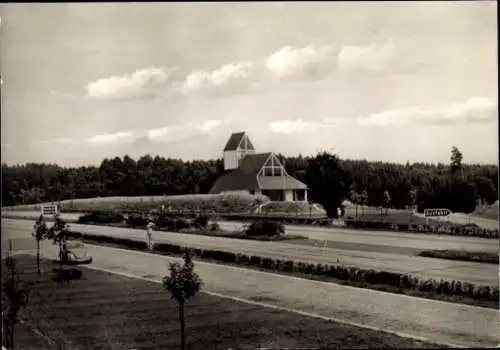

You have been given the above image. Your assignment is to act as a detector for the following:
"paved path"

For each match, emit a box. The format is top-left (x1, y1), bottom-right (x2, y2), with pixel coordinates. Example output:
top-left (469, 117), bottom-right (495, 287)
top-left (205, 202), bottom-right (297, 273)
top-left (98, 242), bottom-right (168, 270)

top-left (3, 218), bottom-right (498, 286)
top-left (3, 211), bottom-right (497, 253)
top-left (2, 223), bottom-right (498, 348)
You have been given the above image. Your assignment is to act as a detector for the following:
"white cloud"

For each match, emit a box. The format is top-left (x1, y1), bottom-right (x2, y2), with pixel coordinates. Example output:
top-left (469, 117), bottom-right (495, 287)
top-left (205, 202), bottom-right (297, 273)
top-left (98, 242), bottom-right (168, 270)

top-left (266, 45), bottom-right (333, 78)
top-left (337, 41), bottom-right (396, 73)
top-left (38, 137), bottom-right (75, 145)
top-left (178, 62), bottom-right (254, 95)
top-left (199, 119), bottom-right (224, 132)
top-left (86, 67), bottom-right (172, 99)
top-left (86, 131), bottom-right (136, 145)
top-left (148, 119), bottom-right (229, 141)
top-left (268, 118), bottom-right (344, 135)
top-left (358, 97), bottom-right (497, 127)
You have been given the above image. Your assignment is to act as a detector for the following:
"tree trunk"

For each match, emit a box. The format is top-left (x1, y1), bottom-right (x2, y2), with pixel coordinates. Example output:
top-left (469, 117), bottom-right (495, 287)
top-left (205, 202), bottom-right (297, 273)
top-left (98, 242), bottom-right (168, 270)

top-left (355, 205), bottom-right (358, 218)
top-left (59, 240), bottom-right (63, 270)
top-left (10, 316), bottom-right (14, 350)
top-left (36, 240), bottom-right (41, 274)
top-left (179, 300), bottom-right (186, 350)
top-left (10, 255), bottom-right (15, 350)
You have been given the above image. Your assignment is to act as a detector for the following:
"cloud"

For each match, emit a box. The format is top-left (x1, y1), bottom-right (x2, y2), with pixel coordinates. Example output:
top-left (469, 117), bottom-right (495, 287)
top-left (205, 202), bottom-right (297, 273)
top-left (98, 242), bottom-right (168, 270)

top-left (337, 41), bottom-right (422, 75)
top-left (358, 97), bottom-right (497, 127)
top-left (38, 137), bottom-right (75, 145)
top-left (86, 131), bottom-right (137, 145)
top-left (147, 119), bottom-right (230, 141)
top-left (178, 62), bottom-right (254, 95)
top-left (266, 45), bottom-right (334, 79)
top-left (337, 42), bottom-right (394, 73)
top-left (86, 67), bottom-right (173, 100)
top-left (268, 118), bottom-right (345, 134)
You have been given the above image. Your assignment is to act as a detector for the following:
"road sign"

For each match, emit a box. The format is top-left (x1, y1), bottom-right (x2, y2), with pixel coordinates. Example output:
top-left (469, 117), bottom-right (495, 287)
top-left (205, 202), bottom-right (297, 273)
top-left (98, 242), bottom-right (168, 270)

top-left (424, 208), bottom-right (451, 217)
top-left (41, 204), bottom-right (58, 217)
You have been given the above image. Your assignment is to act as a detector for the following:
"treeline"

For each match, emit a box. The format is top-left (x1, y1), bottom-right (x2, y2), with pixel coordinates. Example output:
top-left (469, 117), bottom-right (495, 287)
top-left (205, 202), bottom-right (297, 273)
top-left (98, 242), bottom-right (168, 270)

top-left (1, 147), bottom-right (498, 217)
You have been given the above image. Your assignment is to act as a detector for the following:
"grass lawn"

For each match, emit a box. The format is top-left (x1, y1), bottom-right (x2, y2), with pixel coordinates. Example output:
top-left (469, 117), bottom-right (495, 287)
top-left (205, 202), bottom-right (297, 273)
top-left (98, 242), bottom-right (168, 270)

top-left (4, 254), bottom-right (445, 349)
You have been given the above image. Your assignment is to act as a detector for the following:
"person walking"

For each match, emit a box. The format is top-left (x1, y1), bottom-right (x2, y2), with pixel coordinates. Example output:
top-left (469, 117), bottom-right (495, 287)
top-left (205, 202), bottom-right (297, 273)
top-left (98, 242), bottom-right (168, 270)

top-left (146, 220), bottom-right (155, 250)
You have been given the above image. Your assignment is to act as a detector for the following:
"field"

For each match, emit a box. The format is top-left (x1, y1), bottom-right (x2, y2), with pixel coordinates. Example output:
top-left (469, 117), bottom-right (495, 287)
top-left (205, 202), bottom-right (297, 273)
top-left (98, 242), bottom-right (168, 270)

top-left (3, 254), bottom-right (443, 349)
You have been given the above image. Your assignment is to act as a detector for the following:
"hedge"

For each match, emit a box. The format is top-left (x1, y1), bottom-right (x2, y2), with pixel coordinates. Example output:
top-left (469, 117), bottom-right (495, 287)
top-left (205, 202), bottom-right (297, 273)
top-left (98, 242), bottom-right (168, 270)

top-left (418, 250), bottom-right (499, 265)
top-left (65, 231), bottom-right (499, 303)
top-left (245, 220), bottom-right (286, 237)
top-left (344, 219), bottom-right (499, 239)
top-left (125, 213), bottom-right (150, 228)
top-left (77, 212), bottom-right (125, 224)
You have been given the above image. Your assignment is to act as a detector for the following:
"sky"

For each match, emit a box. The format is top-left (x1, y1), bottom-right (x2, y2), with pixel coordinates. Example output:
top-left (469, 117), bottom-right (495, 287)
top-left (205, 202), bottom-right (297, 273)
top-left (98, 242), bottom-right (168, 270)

top-left (0, 2), bottom-right (497, 166)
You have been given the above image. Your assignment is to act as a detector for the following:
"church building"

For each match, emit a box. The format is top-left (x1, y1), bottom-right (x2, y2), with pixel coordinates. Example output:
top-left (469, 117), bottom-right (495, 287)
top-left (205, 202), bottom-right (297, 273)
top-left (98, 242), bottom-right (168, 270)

top-left (209, 132), bottom-right (308, 202)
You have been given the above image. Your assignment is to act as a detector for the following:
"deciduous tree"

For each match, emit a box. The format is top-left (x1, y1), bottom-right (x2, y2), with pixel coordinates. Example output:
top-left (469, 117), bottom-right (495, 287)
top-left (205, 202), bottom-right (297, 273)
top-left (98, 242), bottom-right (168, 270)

top-left (32, 215), bottom-right (48, 274)
top-left (163, 251), bottom-right (203, 350)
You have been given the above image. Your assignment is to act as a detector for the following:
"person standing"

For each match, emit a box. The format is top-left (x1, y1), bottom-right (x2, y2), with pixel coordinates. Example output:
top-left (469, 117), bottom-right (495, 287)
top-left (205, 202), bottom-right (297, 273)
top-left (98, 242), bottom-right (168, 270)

top-left (146, 221), bottom-right (155, 250)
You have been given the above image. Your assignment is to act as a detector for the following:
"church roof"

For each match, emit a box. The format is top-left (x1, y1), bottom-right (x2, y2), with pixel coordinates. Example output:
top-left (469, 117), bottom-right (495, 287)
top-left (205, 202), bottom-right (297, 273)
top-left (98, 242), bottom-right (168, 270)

top-left (209, 152), bottom-right (307, 194)
top-left (223, 132), bottom-right (255, 151)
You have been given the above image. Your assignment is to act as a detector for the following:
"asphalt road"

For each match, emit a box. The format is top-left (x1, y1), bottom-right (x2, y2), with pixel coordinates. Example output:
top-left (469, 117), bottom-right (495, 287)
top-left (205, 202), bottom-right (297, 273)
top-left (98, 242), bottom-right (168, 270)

top-left (3, 211), bottom-right (498, 253)
top-left (3, 218), bottom-right (498, 286)
top-left (2, 225), bottom-right (498, 348)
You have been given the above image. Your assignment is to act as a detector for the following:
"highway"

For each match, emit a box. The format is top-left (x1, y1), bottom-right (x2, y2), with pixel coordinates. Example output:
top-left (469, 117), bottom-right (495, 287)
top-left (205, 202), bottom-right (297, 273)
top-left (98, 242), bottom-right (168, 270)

top-left (3, 211), bottom-right (498, 253)
top-left (2, 224), bottom-right (498, 348)
top-left (3, 218), bottom-right (498, 286)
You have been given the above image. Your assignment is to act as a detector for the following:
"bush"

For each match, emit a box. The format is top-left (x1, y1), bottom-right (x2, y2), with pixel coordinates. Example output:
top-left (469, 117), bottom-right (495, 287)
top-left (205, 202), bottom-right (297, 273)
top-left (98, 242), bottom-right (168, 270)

top-left (78, 212), bottom-right (125, 224)
top-left (125, 213), bottom-right (149, 228)
top-left (209, 222), bottom-right (220, 231)
top-left (246, 220), bottom-right (286, 237)
top-left (154, 214), bottom-right (193, 231)
top-left (193, 215), bottom-right (209, 229)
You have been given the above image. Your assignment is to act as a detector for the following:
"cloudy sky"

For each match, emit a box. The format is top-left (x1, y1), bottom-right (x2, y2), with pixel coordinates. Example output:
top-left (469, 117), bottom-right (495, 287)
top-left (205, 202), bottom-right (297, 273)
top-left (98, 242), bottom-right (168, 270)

top-left (0, 2), bottom-right (497, 166)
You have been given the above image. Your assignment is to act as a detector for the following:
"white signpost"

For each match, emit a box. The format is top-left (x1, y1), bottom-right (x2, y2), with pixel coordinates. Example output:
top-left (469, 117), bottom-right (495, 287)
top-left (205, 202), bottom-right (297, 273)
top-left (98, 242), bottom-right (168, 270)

top-left (423, 208), bottom-right (451, 217)
top-left (41, 204), bottom-right (59, 217)
top-left (423, 208), bottom-right (451, 228)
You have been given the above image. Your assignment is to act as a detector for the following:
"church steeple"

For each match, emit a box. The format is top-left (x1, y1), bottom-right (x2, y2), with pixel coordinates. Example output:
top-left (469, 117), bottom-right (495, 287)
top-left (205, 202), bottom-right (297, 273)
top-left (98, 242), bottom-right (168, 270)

top-left (222, 131), bottom-right (256, 171)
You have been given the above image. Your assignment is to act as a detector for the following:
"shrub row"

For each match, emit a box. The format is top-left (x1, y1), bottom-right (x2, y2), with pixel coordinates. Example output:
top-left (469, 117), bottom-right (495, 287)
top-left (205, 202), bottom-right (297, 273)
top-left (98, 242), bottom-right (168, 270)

top-left (125, 213), bottom-right (150, 228)
top-left (153, 213), bottom-right (210, 231)
top-left (77, 212), bottom-right (125, 224)
top-left (66, 231), bottom-right (499, 302)
top-left (418, 250), bottom-right (499, 265)
top-left (345, 220), bottom-right (499, 238)
top-left (246, 221), bottom-right (286, 237)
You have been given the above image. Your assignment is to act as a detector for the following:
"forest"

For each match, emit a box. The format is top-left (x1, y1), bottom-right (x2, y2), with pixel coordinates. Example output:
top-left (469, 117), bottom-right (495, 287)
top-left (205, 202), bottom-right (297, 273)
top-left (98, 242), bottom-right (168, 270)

top-left (1, 146), bottom-right (497, 217)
